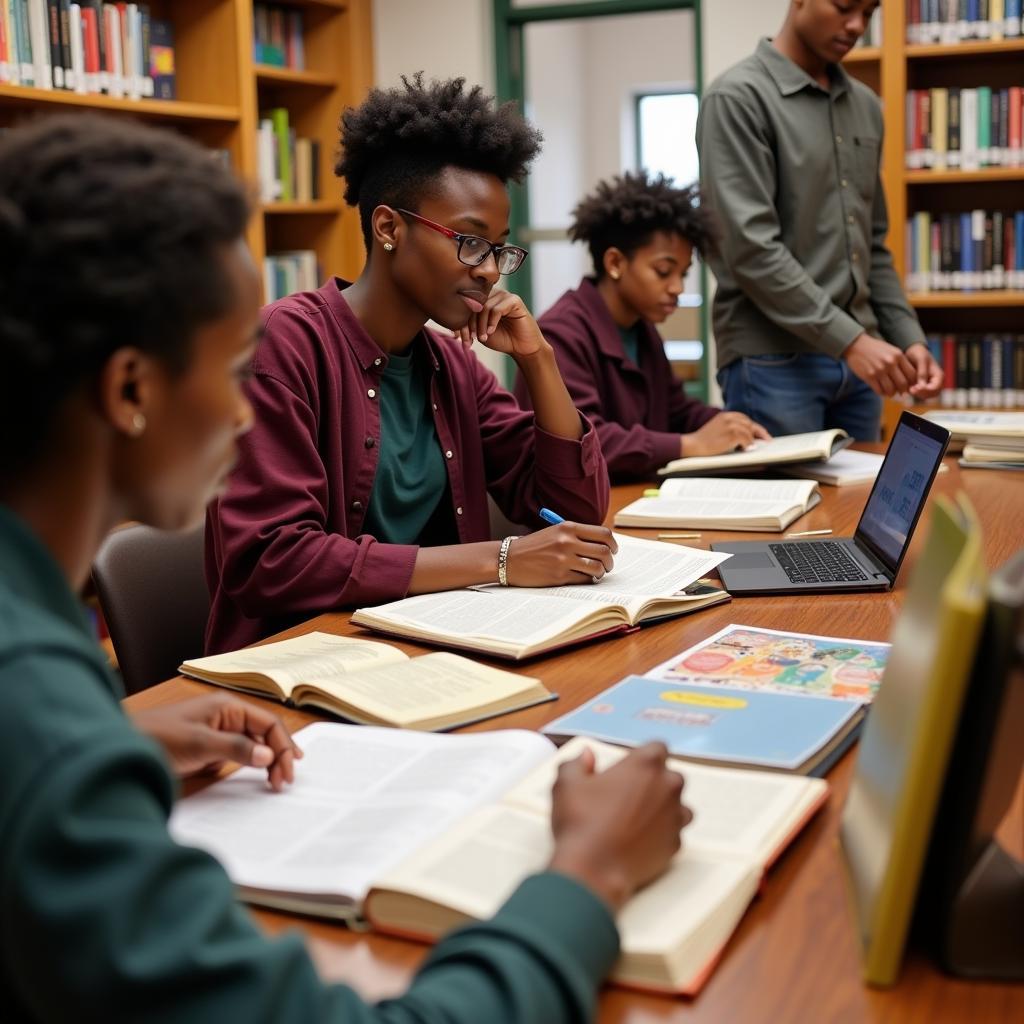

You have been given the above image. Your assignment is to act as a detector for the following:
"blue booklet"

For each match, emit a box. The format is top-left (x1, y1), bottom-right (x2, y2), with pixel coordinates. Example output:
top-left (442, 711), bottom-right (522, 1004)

top-left (542, 676), bottom-right (862, 774)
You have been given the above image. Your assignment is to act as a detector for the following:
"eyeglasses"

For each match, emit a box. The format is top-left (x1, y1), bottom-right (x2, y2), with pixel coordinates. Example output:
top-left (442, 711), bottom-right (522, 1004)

top-left (396, 208), bottom-right (529, 276)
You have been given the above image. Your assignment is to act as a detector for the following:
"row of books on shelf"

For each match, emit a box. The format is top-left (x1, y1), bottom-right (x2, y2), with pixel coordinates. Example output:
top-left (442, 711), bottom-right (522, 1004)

top-left (257, 108), bottom-right (321, 203)
top-left (263, 250), bottom-right (319, 304)
top-left (906, 0), bottom-right (1023, 41)
top-left (253, 3), bottom-right (303, 70)
top-left (0, 1), bottom-right (175, 100)
top-left (924, 332), bottom-right (1024, 407)
top-left (905, 208), bottom-right (1024, 290)
top-left (906, 86), bottom-right (1024, 169)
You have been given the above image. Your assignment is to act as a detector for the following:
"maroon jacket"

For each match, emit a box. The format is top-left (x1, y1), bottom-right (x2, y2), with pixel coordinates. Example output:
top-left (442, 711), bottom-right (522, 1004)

top-left (515, 278), bottom-right (719, 481)
top-left (205, 279), bottom-right (609, 653)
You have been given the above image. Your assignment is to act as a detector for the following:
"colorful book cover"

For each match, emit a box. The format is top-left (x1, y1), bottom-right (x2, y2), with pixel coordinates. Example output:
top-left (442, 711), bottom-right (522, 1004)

top-left (542, 675), bottom-right (861, 772)
top-left (646, 624), bottom-right (890, 702)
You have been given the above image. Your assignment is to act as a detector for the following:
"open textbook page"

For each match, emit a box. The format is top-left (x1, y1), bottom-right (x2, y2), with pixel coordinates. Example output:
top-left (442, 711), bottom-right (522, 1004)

top-left (351, 536), bottom-right (730, 659)
top-left (657, 429), bottom-right (850, 477)
top-left (169, 722), bottom-right (555, 916)
top-left (614, 478), bottom-right (820, 530)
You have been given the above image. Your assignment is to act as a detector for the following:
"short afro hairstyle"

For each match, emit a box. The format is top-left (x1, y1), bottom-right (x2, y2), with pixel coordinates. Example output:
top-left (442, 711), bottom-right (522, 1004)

top-left (335, 73), bottom-right (542, 250)
top-left (569, 170), bottom-right (717, 279)
top-left (0, 113), bottom-right (250, 482)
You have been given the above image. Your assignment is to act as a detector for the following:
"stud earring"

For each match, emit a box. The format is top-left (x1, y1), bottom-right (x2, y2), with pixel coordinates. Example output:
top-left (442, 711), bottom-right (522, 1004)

top-left (130, 412), bottom-right (146, 436)
top-left (610, 271), bottom-right (620, 281)
top-left (383, 242), bottom-right (394, 252)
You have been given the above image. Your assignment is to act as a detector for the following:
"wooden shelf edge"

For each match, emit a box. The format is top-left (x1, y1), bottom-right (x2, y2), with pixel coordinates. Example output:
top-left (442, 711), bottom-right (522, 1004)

top-left (844, 47), bottom-right (882, 63)
top-left (255, 66), bottom-right (337, 89)
top-left (905, 167), bottom-right (1024, 184)
top-left (262, 201), bottom-right (344, 215)
top-left (908, 291), bottom-right (1024, 308)
top-left (906, 38), bottom-right (1024, 59)
top-left (0, 84), bottom-right (239, 122)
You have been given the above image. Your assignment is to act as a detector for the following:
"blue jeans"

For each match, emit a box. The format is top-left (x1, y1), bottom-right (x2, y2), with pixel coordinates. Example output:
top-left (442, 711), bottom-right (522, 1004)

top-left (717, 353), bottom-right (882, 442)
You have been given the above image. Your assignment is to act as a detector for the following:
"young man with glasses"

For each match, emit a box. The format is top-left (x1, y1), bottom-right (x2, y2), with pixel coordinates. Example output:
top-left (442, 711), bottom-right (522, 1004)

top-left (205, 75), bottom-right (615, 653)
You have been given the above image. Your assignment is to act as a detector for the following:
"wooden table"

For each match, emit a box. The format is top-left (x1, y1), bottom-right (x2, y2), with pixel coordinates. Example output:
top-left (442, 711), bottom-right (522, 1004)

top-left (127, 451), bottom-right (1024, 1023)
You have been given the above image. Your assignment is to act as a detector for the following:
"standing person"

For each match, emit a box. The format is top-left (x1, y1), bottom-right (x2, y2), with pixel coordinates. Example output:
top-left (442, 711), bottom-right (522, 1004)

top-left (206, 74), bottom-right (615, 655)
top-left (514, 171), bottom-right (770, 482)
top-left (0, 113), bottom-right (691, 1023)
top-left (697, 0), bottom-right (943, 440)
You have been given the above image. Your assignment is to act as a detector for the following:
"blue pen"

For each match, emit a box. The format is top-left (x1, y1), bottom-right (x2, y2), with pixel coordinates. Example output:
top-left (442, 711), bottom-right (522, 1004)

top-left (539, 507), bottom-right (564, 525)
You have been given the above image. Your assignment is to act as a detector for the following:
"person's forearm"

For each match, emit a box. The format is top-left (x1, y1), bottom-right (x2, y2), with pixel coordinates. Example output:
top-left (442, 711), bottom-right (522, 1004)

top-left (515, 344), bottom-right (584, 440)
top-left (407, 541), bottom-right (502, 594)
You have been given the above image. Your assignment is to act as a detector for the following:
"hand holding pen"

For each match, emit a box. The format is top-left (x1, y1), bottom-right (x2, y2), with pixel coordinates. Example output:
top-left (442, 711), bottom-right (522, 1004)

top-left (498, 507), bottom-right (617, 586)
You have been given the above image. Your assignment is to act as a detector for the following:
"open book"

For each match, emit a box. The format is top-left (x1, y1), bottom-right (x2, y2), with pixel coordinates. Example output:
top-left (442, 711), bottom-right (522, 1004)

top-left (170, 722), bottom-right (829, 996)
top-left (614, 478), bottom-right (821, 531)
top-left (657, 429), bottom-right (852, 478)
top-left (351, 535), bottom-right (731, 660)
top-left (179, 632), bottom-right (554, 731)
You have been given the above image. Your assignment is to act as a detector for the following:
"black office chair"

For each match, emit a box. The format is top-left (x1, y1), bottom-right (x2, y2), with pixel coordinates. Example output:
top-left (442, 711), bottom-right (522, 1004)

top-left (92, 523), bottom-right (210, 695)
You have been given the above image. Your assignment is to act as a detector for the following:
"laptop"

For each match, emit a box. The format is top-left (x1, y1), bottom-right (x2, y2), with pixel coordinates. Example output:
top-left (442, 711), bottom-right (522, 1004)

top-left (712, 412), bottom-right (951, 595)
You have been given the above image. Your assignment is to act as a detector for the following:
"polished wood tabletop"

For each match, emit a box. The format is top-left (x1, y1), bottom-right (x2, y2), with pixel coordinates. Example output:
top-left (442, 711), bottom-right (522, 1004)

top-left (126, 450), bottom-right (1024, 1023)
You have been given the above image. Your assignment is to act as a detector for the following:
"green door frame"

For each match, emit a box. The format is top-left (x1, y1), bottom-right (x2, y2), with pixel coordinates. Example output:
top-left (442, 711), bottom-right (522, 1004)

top-left (493, 0), bottom-right (709, 399)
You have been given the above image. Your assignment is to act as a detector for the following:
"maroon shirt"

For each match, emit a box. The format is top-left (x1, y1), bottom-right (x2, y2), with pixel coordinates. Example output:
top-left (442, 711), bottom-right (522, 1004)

top-left (205, 279), bottom-right (609, 653)
top-left (514, 278), bottom-right (720, 481)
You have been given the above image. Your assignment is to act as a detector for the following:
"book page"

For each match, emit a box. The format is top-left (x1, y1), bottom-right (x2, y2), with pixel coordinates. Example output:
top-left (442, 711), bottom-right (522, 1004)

top-left (181, 632), bottom-right (409, 692)
top-left (375, 802), bottom-right (760, 965)
top-left (356, 589), bottom-right (614, 647)
top-left (486, 535), bottom-right (730, 611)
top-left (659, 430), bottom-right (843, 474)
top-left (302, 653), bottom-right (542, 726)
top-left (502, 738), bottom-right (827, 864)
top-left (657, 477), bottom-right (818, 507)
top-left (169, 722), bottom-right (555, 905)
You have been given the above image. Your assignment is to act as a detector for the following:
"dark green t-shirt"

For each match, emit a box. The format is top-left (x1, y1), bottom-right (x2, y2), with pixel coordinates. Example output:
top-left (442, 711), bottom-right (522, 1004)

top-left (618, 323), bottom-right (642, 367)
top-left (364, 344), bottom-right (450, 545)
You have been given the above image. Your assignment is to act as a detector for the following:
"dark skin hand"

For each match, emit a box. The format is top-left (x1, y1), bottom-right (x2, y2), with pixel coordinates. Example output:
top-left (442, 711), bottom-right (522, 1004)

top-left (548, 742), bottom-right (693, 912)
top-left (130, 693), bottom-right (303, 792)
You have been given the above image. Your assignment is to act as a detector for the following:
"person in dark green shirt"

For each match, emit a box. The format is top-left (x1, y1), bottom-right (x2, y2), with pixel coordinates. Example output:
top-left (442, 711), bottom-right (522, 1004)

top-left (0, 113), bottom-right (693, 1022)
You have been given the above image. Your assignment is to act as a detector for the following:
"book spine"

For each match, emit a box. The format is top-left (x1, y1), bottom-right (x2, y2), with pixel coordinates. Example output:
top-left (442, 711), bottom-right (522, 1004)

top-left (962, 88), bottom-right (978, 170)
top-left (1007, 0), bottom-right (1022, 35)
top-left (68, 1), bottom-right (84, 92)
top-left (930, 219), bottom-right (943, 291)
top-left (992, 0), bottom-right (1005, 36)
top-left (992, 209), bottom-right (1005, 288)
top-left (931, 87), bottom-right (948, 170)
top-left (80, 2), bottom-right (97, 92)
top-left (1016, 211), bottom-right (1024, 289)
top-left (46, 0), bottom-right (61, 87)
top-left (978, 85), bottom-right (992, 165)
top-left (947, 86), bottom-right (961, 168)
top-left (0, 0), bottom-right (10, 84)
top-left (968, 335), bottom-right (983, 405)
top-left (941, 334), bottom-right (957, 406)
top-left (982, 212), bottom-right (994, 289)
top-left (27, 0), bottom-right (51, 88)
top-left (971, 209), bottom-right (986, 289)
top-left (956, 336), bottom-right (969, 405)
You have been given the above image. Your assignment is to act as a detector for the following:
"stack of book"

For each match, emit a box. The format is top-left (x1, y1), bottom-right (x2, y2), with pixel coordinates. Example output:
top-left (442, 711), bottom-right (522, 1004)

top-left (924, 410), bottom-right (1024, 468)
top-left (0, 1), bottom-right (173, 100)
top-left (256, 108), bottom-right (321, 203)
top-left (253, 3), bottom-right (304, 69)
top-left (263, 250), bottom-right (319, 303)
top-left (905, 86), bottom-right (1024, 171)
top-left (906, 1), bottom-right (1022, 42)
top-left (905, 208), bottom-right (1024, 292)
top-left (922, 332), bottom-right (1024, 408)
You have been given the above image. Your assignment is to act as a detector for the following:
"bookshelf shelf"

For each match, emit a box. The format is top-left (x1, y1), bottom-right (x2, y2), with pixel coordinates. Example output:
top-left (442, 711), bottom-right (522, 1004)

top-left (0, 84), bottom-right (240, 123)
top-left (263, 200), bottom-right (344, 215)
top-left (905, 167), bottom-right (1024, 184)
top-left (908, 291), bottom-right (1024, 308)
top-left (844, 47), bottom-right (882, 64)
top-left (906, 39), bottom-right (1024, 60)
top-left (255, 66), bottom-right (337, 90)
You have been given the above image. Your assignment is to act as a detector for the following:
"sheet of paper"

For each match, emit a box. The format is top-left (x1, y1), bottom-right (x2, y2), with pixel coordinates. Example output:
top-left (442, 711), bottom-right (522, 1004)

top-left (658, 477), bottom-right (817, 504)
top-left (169, 722), bottom-right (554, 903)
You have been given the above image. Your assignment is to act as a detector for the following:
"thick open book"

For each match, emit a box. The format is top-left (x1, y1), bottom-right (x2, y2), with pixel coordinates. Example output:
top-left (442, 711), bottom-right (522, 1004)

top-left (657, 429), bottom-right (851, 478)
top-left (179, 632), bottom-right (554, 731)
top-left (351, 535), bottom-right (731, 660)
top-left (614, 478), bottom-right (821, 531)
top-left (170, 723), bottom-right (828, 996)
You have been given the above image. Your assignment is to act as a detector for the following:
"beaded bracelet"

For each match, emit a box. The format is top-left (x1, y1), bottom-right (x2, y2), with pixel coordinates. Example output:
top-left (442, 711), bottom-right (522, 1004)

top-left (497, 535), bottom-right (515, 586)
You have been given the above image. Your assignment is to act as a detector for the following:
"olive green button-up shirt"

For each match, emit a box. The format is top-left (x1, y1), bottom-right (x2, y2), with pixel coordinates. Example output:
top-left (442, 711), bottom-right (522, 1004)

top-left (698, 39), bottom-right (925, 369)
top-left (0, 504), bottom-right (619, 1022)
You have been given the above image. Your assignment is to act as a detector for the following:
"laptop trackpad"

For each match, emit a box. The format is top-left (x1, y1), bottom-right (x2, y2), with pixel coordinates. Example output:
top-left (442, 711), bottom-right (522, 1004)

top-left (727, 552), bottom-right (776, 570)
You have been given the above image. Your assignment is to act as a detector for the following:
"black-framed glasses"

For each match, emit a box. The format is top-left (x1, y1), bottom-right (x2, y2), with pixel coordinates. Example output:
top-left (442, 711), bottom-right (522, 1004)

top-left (396, 208), bottom-right (529, 275)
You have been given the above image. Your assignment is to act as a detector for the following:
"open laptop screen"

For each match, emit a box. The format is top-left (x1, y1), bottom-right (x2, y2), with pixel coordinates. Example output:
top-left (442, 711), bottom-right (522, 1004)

top-left (855, 413), bottom-right (950, 573)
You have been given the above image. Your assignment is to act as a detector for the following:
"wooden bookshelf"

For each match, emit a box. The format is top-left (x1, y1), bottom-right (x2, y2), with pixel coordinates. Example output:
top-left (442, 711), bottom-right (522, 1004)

top-left (846, 6), bottom-right (1024, 418)
top-left (0, 0), bottom-right (374, 283)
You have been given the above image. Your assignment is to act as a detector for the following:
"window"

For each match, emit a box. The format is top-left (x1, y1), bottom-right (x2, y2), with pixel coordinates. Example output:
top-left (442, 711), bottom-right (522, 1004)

top-left (636, 91), bottom-right (699, 188)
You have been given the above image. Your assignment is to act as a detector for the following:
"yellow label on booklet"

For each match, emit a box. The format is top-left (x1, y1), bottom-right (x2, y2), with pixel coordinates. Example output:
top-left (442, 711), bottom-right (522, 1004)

top-left (660, 690), bottom-right (748, 710)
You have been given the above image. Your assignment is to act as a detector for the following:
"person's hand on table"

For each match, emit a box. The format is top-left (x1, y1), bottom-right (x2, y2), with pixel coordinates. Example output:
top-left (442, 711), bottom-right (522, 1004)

top-left (547, 742), bottom-right (692, 912)
top-left (130, 693), bottom-right (303, 791)
top-left (681, 412), bottom-right (771, 457)
top-left (506, 523), bottom-right (618, 586)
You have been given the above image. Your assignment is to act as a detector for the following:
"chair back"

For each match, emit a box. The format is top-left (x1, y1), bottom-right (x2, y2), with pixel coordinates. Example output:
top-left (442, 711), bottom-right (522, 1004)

top-left (92, 524), bottom-right (209, 695)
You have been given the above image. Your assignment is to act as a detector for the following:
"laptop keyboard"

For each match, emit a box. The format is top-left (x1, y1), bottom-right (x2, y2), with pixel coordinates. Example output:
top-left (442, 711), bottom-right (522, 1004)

top-left (769, 542), bottom-right (870, 584)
